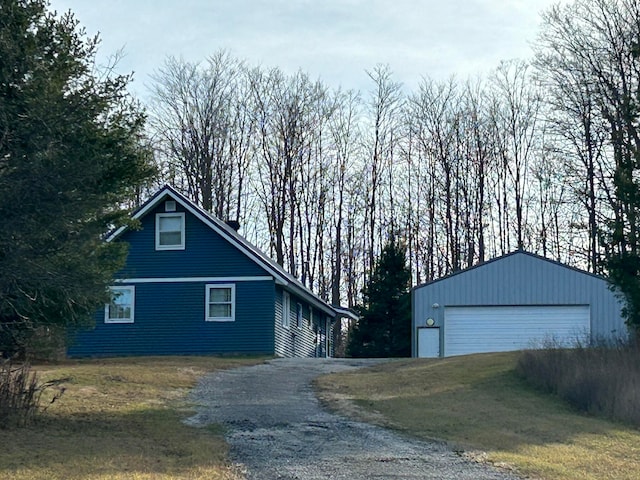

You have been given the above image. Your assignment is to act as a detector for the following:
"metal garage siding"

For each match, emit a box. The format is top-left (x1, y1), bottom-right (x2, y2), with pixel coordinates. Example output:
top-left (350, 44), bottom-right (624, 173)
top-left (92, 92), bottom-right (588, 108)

top-left (443, 305), bottom-right (591, 356)
top-left (412, 252), bottom-right (627, 357)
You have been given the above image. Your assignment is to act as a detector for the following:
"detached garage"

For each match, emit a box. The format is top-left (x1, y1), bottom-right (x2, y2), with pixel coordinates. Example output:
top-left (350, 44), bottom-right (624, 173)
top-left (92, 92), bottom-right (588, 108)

top-left (412, 251), bottom-right (627, 358)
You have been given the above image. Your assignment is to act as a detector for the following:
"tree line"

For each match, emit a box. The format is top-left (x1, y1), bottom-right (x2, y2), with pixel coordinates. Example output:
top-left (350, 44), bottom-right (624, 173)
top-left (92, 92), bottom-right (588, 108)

top-left (1, 0), bottom-right (638, 358)
top-left (147, 0), bottom-right (640, 330)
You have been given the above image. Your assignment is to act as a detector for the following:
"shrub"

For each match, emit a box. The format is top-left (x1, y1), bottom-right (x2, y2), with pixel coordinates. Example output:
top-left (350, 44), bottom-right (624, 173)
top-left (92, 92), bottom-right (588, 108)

top-left (24, 325), bottom-right (68, 361)
top-left (0, 323), bottom-right (68, 361)
top-left (517, 343), bottom-right (640, 426)
top-left (0, 361), bottom-right (66, 428)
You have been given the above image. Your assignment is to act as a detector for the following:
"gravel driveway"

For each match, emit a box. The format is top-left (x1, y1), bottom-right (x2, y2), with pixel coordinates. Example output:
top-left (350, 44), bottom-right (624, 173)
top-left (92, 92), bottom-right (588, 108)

top-left (185, 358), bottom-right (521, 479)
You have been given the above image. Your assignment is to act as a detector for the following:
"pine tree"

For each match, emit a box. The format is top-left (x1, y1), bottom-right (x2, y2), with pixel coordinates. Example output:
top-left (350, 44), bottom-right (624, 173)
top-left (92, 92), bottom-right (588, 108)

top-left (0, 0), bottom-right (156, 356)
top-left (347, 239), bottom-right (411, 357)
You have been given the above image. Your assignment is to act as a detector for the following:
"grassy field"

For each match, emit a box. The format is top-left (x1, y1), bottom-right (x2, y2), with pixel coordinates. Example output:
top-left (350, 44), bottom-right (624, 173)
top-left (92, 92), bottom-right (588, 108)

top-left (315, 352), bottom-right (640, 480)
top-left (0, 356), bottom-right (265, 480)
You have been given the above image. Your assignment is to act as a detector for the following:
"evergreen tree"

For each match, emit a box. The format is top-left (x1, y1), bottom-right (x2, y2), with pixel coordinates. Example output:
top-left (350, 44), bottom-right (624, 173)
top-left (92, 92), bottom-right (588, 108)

top-left (0, 0), bottom-right (156, 356)
top-left (347, 239), bottom-right (411, 357)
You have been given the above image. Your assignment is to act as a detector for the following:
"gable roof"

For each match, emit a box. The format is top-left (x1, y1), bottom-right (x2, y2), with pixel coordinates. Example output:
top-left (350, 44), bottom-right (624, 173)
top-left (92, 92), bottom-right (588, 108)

top-left (412, 249), bottom-right (607, 292)
top-left (109, 185), bottom-right (337, 317)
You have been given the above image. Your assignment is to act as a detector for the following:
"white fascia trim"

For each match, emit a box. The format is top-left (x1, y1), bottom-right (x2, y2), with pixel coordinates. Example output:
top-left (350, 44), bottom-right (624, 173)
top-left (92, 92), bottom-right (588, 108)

top-left (111, 187), bottom-right (290, 286)
top-left (179, 203), bottom-right (290, 285)
top-left (282, 285), bottom-right (336, 317)
top-left (332, 307), bottom-right (360, 321)
top-left (108, 225), bottom-right (127, 240)
top-left (114, 276), bottom-right (273, 284)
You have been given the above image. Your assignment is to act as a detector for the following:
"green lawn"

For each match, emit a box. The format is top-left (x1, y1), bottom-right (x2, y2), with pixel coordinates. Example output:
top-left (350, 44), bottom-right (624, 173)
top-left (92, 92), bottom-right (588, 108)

top-left (0, 356), bottom-right (265, 480)
top-left (315, 352), bottom-right (640, 480)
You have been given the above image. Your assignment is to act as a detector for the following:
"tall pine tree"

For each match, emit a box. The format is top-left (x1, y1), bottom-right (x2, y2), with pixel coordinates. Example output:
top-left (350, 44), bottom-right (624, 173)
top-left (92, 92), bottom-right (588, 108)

top-left (347, 239), bottom-right (411, 357)
top-left (0, 0), bottom-right (156, 356)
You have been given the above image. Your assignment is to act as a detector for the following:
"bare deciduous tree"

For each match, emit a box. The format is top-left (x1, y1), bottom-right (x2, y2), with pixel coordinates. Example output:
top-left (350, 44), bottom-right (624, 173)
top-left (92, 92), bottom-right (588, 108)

top-left (149, 52), bottom-right (248, 218)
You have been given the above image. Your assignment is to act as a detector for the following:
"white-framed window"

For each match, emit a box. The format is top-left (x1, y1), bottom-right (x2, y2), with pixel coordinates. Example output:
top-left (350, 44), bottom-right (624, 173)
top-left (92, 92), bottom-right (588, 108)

top-left (105, 286), bottom-right (135, 323)
top-left (156, 212), bottom-right (185, 250)
top-left (309, 307), bottom-right (313, 329)
top-left (296, 303), bottom-right (303, 329)
top-left (206, 284), bottom-right (235, 322)
top-left (282, 291), bottom-right (290, 329)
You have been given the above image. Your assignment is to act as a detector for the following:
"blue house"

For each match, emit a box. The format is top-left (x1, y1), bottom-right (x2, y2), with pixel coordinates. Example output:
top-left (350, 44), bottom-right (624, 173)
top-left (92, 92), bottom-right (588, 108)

top-left (68, 185), bottom-right (356, 358)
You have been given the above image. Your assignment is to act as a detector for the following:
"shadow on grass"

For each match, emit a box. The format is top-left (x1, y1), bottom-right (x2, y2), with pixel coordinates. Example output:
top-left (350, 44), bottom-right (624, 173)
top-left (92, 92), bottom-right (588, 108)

top-left (0, 407), bottom-right (231, 479)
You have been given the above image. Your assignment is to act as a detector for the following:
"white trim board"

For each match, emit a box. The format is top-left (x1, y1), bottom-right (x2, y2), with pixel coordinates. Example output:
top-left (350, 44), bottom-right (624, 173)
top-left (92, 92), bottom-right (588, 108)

top-left (107, 185), bottom-right (338, 318)
top-left (114, 276), bottom-right (273, 284)
top-left (107, 187), bottom-right (290, 286)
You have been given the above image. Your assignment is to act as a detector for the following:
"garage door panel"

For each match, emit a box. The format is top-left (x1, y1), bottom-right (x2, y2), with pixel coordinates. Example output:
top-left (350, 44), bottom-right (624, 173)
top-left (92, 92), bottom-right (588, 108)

top-left (444, 305), bottom-right (590, 356)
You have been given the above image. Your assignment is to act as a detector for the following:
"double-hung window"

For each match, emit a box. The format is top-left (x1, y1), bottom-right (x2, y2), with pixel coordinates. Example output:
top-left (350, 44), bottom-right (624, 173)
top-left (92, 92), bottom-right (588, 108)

top-left (296, 303), bottom-right (303, 329)
top-left (156, 213), bottom-right (185, 250)
top-left (282, 291), bottom-right (290, 329)
top-left (105, 286), bottom-right (135, 323)
top-left (206, 284), bottom-right (235, 322)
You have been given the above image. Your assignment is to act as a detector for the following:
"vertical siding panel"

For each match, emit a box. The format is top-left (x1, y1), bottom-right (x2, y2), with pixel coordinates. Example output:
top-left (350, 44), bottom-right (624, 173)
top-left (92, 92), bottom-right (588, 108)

top-left (412, 252), bottom-right (627, 357)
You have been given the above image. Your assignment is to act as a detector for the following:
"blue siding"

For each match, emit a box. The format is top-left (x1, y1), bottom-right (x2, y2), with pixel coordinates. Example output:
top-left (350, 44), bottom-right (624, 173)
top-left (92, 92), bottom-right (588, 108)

top-left (118, 198), bottom-right (269, 279)
top-left (70, 190), bottom-right (337, 358)
top-left (69, 280), bottom-right (275, 357)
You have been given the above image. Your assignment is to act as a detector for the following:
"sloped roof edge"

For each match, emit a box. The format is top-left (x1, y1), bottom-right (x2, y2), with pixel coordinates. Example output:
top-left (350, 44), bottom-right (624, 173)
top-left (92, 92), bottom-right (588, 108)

top-left (109, 185), bottom-right (337, 317)
top-left (412, 249), bottom-right (608, 293)
top-left (332, 306), bottom-right (360, 322)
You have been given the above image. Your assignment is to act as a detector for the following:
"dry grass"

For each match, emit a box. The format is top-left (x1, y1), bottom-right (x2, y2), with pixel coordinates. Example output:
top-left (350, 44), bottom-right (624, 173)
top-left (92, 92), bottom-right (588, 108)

top-left (517, 346), bottom-right (640, 425)
top-left (315, 352), bottom-right (640, 480)
top-left (0, 356), bottom-right (265, 480)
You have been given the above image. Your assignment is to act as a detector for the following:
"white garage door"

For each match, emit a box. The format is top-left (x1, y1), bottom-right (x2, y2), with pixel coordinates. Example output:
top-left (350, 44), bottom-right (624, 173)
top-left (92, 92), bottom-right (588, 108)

top-left (444, 305), bottom-right (590, 357)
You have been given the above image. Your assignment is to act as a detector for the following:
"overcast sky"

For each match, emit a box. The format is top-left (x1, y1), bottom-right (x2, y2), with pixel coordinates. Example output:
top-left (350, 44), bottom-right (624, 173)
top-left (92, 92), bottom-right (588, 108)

top-left (48, 0), bottom-right (564, 100)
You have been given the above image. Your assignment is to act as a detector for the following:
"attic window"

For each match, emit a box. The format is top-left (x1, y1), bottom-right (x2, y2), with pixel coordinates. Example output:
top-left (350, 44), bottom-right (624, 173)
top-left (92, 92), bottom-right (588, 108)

top-left (156, 213), bottom-right (185, 250)
top-left (165, 200), bottom-right (176, 212)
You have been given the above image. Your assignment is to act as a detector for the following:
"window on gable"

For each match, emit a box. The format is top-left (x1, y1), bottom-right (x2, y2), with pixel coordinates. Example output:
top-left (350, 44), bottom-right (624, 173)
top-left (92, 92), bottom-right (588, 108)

top-left (156, 213), bottom-right (185, 250)
top-left (206, 284), bottom-right (235, 322)
top-left (296, 303), bottom-right (303, 329)
top-left (282, 291), bottom-right (290, 329)
top-left (105, 286), bottom-right (135, 323)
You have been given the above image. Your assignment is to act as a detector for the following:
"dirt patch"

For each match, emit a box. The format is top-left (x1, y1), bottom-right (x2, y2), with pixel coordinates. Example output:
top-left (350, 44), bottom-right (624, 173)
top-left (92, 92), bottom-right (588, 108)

top-left (314, 386), bottom-right (392, 427)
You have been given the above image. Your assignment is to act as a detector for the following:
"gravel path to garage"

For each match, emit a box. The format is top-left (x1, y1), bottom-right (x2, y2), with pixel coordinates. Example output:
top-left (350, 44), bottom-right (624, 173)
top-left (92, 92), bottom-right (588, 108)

top-left (185, 358), bottom-right (521, 480)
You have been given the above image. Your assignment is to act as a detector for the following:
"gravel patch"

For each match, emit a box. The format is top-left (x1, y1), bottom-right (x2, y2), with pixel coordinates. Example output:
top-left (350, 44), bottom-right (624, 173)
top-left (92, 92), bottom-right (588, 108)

top-left (185, 358), bottom-right (521, 479)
